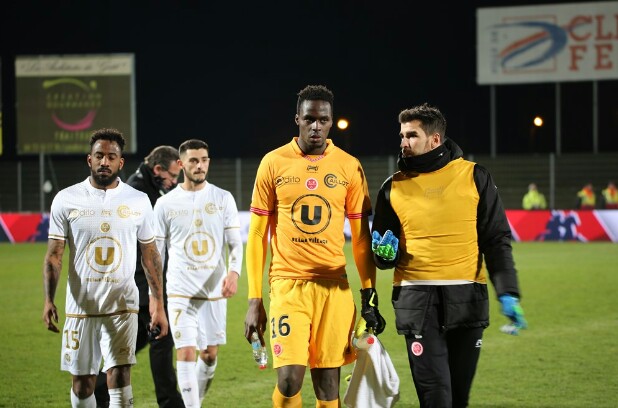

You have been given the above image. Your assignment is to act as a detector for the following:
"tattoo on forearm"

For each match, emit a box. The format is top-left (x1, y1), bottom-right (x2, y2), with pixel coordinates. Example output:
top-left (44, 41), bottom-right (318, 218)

top-left (141, 242), bottom-right (164, 301)
top-left (43, 240), bottom-right (64, 300)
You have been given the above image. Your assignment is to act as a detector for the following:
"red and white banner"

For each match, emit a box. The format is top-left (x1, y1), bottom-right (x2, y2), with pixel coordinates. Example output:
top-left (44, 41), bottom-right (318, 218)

top-left (2, 210), bottom-right (617, 243)
top-left (506, 209), bottom-right (617, 242)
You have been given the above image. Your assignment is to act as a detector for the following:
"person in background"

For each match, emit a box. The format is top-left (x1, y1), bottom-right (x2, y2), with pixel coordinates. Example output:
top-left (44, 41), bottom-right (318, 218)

top-left (575, 183), bottom-right (596, 210)
top-left (522, 183), bottom-right (547, 210)
top-left (371, 103), bottom-right (526, 408)
top-left (42, 128), bottom-right (169, 408)
top-left (243, 84), bottom-right (385, 408)
top-left (600, 181), bottom-right (618, 209)
top-left (153, 139), bottom-right (243, 407)
top-left (95, 145), bottom-right (184, 408)
top-left (126, 145), bottom-right (182, 197)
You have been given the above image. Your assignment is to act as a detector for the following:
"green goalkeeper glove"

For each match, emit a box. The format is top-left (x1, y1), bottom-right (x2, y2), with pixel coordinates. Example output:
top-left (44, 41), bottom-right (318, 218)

top-left (371, 230), bottom-right (399, 261)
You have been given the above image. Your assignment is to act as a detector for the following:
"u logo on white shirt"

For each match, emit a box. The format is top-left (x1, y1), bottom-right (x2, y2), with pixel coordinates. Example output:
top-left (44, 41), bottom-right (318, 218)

top-left (95, 247), bottom-right (115, 266)
top-left (191, 240), bottom-right (209, 256)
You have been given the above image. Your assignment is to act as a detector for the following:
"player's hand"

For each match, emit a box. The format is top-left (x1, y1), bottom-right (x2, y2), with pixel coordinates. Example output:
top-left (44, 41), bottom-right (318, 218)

top-left (43, 300), bottom-right (59, 333)
top-left (222, 271), bottom-right (239, 298)
top-left (147, 325), bottom-right (161, 342)
top-left (360, 288), bottom-right (386, 335)
top-left (244, 298), bottom-right (267, 345)
top-left (371, 230), bottom-right (399, 261)
top-left (149, 295), bottom-right (169, 339)
top-left (499, 294), bottom-right (528, 335)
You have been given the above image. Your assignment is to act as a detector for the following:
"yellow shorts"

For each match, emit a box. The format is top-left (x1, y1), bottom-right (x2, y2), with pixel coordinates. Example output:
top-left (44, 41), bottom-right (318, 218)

top-left (269, 279), bottom-right (357, 369)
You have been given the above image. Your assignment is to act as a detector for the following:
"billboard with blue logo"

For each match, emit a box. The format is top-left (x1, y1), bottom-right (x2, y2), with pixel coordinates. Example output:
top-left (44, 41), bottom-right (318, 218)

top-left (477, 2), bottom-right (618, 84)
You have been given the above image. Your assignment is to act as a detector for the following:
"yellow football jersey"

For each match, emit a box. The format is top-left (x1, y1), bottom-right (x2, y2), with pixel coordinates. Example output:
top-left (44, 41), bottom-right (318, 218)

top-left (250, 138), bottom-right (372, 282)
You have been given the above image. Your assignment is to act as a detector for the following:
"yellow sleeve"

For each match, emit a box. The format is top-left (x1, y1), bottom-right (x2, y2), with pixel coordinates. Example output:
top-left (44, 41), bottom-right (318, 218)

top-left (246, 212), bottom-right (270, 299)
top-left (349, 217), bottom-right (376, 289)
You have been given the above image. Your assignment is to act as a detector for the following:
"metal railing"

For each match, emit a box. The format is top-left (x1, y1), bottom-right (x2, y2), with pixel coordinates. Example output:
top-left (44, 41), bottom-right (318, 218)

top-left (1, 152), bottom-right (617, 212)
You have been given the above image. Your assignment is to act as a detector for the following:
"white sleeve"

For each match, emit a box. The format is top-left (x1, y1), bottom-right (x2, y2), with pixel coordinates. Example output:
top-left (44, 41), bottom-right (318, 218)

top-left (48, 193), bottom-right (67, 240)
top-left (224, 192), bottom-right (242, 274)
top-left (137, 200), bottom-right (155, 244)
top-left (152, 199), bottom-right (168, 265)
top-left (225, 227), bottom-right (243, 275)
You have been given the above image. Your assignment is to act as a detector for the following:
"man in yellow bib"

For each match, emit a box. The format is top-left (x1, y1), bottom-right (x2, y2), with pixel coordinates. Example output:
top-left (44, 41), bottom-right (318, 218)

top-left (244, 85), bottom-right (385, 408)
top-left (371, 103), bottom-right (526, 408)
top-left (522, 183), bottom-right (547, 210)
top-left (575, 183), bottom-right (596, 210)
top-left (600, 181), bottom-right (618, 209)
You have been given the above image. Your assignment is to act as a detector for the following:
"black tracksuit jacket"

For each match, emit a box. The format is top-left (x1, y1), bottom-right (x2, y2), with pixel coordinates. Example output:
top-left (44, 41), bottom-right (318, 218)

top-left (371, 139), bottom-right (521, 335)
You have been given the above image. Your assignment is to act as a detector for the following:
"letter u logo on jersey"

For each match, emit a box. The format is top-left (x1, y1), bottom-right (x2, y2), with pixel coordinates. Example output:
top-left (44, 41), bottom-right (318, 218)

top-left (191, 240), bottom-right (209, 256)
top-left (94, 247), bottom-right (115, 266)
top-left (300, 205), bottom-right (322, 225)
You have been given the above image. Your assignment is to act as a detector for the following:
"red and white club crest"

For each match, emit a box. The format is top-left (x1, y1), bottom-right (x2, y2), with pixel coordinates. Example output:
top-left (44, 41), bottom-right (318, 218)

top-left (273, 343), bottom-right (283, 356)
top-left (411, 341), bottom-right (423, 356)
top-left (305, 178), bottom-right (318, 190)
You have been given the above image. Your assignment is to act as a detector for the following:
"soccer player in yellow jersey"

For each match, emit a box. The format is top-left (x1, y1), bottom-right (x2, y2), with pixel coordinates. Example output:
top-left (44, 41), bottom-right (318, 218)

top-left (244, 85), bottom-right (385, 408)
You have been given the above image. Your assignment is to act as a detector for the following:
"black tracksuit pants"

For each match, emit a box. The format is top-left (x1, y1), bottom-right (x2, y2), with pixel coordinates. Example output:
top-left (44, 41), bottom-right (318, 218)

top-left (405, 300), bottom-right (484, 408)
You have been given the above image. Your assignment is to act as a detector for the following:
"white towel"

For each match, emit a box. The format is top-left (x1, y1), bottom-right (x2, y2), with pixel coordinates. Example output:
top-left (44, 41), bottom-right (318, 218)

top-left (343, 337), bottom-right (400, 408)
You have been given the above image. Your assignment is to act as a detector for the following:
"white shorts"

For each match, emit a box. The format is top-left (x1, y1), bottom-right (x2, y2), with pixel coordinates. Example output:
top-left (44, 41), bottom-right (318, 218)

top-left (60, 313), bottom-right (137, 375)
top-left (168, 297), bottom-right (227, 350)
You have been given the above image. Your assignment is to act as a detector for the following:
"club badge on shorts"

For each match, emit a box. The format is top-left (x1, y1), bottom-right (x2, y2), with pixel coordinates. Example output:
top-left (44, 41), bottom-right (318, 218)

top-left (411, 341), bottom-right (423, 356)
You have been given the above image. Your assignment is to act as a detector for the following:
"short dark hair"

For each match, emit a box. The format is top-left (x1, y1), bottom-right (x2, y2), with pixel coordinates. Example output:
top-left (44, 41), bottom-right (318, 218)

top-left (178, 139), bottom-right (209, 156)
top-left (296, 85), bottom-right (334, 114)
top-left (89, 128), bottom-right (126, 152)
top-left (144, 145), bottom-right (179, 170)
top-left (398, 103), bottom-right (447, 142)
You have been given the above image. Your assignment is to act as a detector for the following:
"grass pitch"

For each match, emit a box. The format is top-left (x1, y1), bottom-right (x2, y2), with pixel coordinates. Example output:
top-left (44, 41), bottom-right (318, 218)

top-left (0, 242), bottom-right (616, 407)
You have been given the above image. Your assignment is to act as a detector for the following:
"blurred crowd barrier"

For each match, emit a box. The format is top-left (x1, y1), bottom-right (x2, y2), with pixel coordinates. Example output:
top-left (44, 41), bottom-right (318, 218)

top-left (2, 210), bottom-right (616, 243)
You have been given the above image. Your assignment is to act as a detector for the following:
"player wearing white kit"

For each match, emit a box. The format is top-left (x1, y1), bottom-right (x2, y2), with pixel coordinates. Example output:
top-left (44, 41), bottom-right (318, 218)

top-left (42, 129), bottom-right (169, 408)
top-left (153, 139), bottom-right (243, 408)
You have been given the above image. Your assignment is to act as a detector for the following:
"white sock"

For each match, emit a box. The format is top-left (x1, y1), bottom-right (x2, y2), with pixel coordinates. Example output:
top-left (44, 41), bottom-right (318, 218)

top-left (196, 358), bottom-right (217, 402)
top-left (70, 388), bottom-right (96, 408)
top-left (109, 385), bottom-right (133, 407)
top-left (177, 360), bottom-right (200, 407)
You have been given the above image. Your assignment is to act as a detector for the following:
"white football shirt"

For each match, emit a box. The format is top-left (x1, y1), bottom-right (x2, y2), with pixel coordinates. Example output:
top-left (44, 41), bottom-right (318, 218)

top-left (48, 178), bottom-right (155, 316)
top-left (154, 182), bottom-right (241, 299)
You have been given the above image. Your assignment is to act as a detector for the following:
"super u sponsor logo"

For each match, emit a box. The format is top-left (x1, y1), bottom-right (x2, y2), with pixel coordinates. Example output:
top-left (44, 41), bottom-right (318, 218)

top-left (291, 194), bottom-right (331, 235)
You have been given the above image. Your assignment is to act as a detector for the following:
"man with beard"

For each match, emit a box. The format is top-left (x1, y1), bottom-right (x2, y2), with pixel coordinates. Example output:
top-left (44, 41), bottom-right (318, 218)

top-left (153, 139), bottom-right (243, 407)
top-left (42, 128), bottom-right (169, 408)
top-left (94, 145), bottom-right (183, 408)
top-left (371, 104), bottom-right (527, 408)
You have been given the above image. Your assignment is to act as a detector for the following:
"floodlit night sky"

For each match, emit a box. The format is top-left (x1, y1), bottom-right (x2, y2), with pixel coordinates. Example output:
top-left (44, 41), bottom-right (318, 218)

top-left (1, 0), bottom-right (616, 159)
